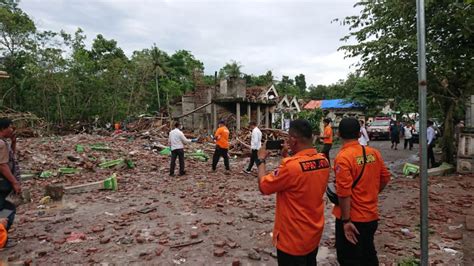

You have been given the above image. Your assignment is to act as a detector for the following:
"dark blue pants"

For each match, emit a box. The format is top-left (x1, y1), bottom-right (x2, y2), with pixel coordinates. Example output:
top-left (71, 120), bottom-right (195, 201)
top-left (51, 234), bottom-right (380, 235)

top-left (277, 247), bottom-right (318, 266)
top-left (336, 219), bottom-right (379, 266)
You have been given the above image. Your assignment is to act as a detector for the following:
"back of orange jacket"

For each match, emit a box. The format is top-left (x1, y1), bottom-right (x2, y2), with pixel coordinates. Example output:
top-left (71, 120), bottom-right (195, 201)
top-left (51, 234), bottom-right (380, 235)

top-left (332, 140), bottom-right (391, 222)
top-left (260, 148), bottom-right (330, 255)
top-left (214, 126), bottom-right (230, 149)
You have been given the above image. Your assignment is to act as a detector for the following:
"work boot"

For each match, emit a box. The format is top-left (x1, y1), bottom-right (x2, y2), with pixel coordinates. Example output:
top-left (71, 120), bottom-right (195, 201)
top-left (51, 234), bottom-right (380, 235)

top-left (179, 171), bottom-right (186, 176)
top-left (243, 169), bottom-right (251, 174)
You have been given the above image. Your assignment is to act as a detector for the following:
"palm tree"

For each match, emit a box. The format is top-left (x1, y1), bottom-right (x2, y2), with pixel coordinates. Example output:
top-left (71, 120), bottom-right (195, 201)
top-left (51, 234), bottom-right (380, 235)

top-left (219, 60), bottom-right (243, 79)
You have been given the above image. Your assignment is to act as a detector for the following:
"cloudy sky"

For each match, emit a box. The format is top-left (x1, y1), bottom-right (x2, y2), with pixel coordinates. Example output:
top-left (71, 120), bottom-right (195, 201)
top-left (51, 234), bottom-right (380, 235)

top-left (20, 0), bottom-right (360, 86)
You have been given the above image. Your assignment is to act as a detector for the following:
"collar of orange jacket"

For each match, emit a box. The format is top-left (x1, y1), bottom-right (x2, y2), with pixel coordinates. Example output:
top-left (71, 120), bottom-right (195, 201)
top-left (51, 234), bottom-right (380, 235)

top-left (294, 148), bottom-right (318, 156)
top-left (342, 140), bottom-right (359, 149)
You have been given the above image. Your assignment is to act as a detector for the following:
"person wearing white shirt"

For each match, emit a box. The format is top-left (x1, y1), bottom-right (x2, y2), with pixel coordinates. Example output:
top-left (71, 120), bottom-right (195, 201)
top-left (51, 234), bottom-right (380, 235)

top-left (427, 120), bottom-right (437, 168)
top-left (168, 122), bottom-right (194, 176)
top-left (358, 120), bottom-right (370, 146)
top-left (244, 122), bottom-right (262, 174)
top-left (403, 122), bottom-right (414, 150)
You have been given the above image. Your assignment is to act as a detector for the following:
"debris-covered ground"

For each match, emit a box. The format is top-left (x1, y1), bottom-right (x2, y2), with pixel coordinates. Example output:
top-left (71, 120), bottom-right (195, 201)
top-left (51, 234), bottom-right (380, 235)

top-left (0, 134), bottom-right (472, 265)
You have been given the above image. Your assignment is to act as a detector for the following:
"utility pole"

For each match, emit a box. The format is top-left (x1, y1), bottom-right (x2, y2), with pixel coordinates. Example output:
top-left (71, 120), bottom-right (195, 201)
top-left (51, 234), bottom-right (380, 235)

top-left (416, 0), bottom-right (428, 265)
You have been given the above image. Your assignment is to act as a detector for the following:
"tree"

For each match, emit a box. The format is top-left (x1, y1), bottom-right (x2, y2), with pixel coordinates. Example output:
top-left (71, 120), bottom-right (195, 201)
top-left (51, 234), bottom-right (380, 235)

top-left (297, 109), bottom-right (324, 135)
top-left (346, 76), bottom-right (385, 118)
top-left (338, 1), bottom-right (474, 163)
top-left (219, 60), bottom-right (242, 78)
top-left (0, 0), bottom-right (36, 109)
top-left (0, 0), bottom-right (35, 56)
top-left (294, 74), bottom-right (307, 95)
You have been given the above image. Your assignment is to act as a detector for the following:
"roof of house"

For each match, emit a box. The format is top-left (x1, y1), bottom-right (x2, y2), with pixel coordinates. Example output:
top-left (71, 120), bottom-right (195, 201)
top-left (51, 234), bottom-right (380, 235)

top-left (304, 100), bottom-right (322, 110)
top-left (245, 86), bottom-right (268, 99)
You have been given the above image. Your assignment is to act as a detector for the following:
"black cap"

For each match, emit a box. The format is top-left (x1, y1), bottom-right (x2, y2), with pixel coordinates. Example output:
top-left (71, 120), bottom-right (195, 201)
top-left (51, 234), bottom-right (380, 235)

top-left (339, 117), bottom-right (360, 139)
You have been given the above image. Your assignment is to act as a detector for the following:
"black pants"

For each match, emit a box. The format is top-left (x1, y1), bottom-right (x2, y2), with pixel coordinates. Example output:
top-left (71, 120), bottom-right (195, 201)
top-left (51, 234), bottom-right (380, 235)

top-left (322, 144), bottom-right (332, 163)
top-left (246, 149), bottom-right (258, 171)
top-left (0, 190), bottom-right (16, 231)
top-left (170, 149), bottom-right (185, 175)
top-left (212, 146), bottom-right (230, 171)
top-left (428, 142), bottom-right (436, 168)
top-left (336, 219), bottom-right (378, 266)
top-left (277, 248), bottom-right (318, 266)
top-left (404, 138), bottom-right (413, 150)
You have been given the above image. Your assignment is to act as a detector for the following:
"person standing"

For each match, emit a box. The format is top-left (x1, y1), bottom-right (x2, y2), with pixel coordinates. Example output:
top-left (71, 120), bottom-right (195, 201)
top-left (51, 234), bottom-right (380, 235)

top-left (258, 119), bottom-right (330, 265)
top-left (358, 120), bottom-right (369, 146)
top-left (0, 118), bottom-right (21, 248)
top-left (403, 122), bottom-right (414, 150)
top-left (168, 122), bottom-right (195, 176)
top-left (333, 117), bottom-right (391, 266)
top-left (243, 121), bottom-right (262, 174)
top-left (212, 120), bottom-right (230, 172)
top-left (320, 118), bottom-right (333, 163)
top-left (390, 120), bottom-right (400, 150)
top-left (427, 120), bottom-right (437, 168)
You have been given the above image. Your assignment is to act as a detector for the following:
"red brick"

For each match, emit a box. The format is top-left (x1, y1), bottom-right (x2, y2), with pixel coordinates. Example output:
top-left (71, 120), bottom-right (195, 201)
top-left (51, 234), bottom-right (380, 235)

top-left (214, 248), bottom-right (226, 257)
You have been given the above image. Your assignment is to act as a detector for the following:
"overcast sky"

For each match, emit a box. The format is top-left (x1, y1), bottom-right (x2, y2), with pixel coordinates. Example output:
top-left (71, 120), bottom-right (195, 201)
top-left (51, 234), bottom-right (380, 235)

top-left (20, 0), bottom-right (360, 86)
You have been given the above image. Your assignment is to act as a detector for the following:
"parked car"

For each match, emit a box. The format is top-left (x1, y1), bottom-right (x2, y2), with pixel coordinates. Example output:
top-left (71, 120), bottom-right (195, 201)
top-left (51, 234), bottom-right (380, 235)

top-left (412, 120), bottom-right (442, 144)
top-left (367, 119), bottom-right (391, 140)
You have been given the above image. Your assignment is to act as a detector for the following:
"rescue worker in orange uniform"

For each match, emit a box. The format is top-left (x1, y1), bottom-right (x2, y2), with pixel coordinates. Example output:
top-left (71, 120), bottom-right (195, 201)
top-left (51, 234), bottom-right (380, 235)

top-left (333, 117), bottom-right (391, 265)
top-left (212, 120), bottom-right (230, 173)
top-left (258, 119), bottom-right (330, 265)
top-left (320, 118), bottom-right (333, 163)
top-left (0, 218), bottom-right (7, 249)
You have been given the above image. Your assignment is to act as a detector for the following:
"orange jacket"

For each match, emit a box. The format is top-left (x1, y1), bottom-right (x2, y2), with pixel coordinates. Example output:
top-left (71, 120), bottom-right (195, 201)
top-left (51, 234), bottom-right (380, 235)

top-left (0, 223), bottom-right (6, 248)
top-left (214, 126), bottom-right (230, 149)
top-left (260, 148), bottom-right (330, 255)
top-left (332, 140), bottom-right (391, 222)
top-left (323, 125), bottom-right (333, 144)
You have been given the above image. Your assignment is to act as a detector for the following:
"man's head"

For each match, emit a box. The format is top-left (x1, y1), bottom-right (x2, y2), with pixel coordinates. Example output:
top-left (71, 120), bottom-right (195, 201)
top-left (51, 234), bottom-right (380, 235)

top-left (288, 119), bottom-right (313, 153)
top-left (249, 121), bottom-right (257, 130)
top-left (218, 120), bottom-right (225, 127)
top-left (174, 122), bottom-right (181, 128)
top-left (338, 117), bottom-right (360, 140)
top-left (428, 120), bottom-right (434, 127)
top-left (323, 118), bottom-right (331, 126)
top-left (359, 120), bottom-right (365, 126)
top-left (0, 118), bottom-right (13, 138)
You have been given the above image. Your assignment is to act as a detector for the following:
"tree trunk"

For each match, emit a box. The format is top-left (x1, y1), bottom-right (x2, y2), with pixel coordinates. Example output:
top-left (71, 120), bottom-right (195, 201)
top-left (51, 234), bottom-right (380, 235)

top-left (155, 72), bottom-right (160, 110)
top-left (441, 100), bottom-right (455, 164)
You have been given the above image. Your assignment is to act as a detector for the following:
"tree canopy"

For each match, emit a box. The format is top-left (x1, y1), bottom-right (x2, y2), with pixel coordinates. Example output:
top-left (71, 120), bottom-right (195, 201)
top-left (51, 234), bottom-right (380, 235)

top-left (338, 0), bottom-right (474, 163)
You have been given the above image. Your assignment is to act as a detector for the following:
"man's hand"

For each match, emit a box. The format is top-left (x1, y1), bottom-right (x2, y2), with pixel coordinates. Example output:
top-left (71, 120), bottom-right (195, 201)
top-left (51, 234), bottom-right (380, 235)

top-left (258, 145), bottom-right (269, 160)
top-left (343, 222), bottom-right (359, 245)
top-left (12, 181), bottom-right (21, 194)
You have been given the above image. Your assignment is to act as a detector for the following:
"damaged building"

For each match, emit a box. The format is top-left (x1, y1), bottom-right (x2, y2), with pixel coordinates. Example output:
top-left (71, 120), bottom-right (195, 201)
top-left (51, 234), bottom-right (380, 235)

top-left (173, 78), bottom-right (286, 132)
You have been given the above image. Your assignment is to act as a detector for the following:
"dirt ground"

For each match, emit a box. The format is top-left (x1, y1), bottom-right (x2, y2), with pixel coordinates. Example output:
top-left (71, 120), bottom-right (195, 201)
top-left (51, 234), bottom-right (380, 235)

top-left (0, 134), bottom-right (472, 265)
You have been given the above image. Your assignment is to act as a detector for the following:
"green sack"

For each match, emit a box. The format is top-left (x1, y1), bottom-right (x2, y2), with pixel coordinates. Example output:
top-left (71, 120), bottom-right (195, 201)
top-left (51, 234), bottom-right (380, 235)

top-left (160, 147), bottom-right (171, 156)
